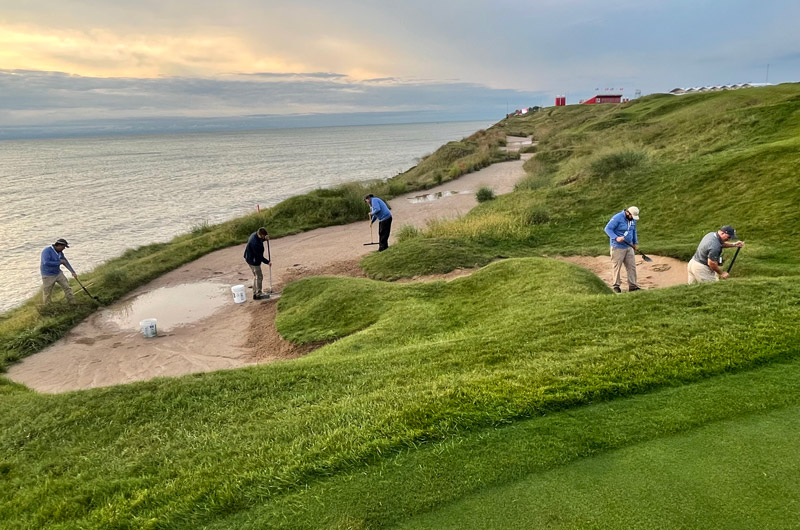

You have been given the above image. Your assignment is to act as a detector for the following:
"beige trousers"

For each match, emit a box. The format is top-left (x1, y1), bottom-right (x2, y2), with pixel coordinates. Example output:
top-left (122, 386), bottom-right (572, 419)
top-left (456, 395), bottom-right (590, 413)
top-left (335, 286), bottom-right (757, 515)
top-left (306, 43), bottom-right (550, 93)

top-left (687, 259), bottom-right (718, 284)
top-left (610, 246), bottom-right (638, 288)
top-left (249, 264), bottom-right (263, 295)
top-left (42, 272), bottom-right (75, 303)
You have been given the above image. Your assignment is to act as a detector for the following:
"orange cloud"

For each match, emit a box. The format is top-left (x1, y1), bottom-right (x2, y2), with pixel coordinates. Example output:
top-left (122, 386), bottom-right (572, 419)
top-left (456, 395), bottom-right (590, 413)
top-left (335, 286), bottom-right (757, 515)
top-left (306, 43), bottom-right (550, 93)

top-left (0, 23), bottom-right (306, 77)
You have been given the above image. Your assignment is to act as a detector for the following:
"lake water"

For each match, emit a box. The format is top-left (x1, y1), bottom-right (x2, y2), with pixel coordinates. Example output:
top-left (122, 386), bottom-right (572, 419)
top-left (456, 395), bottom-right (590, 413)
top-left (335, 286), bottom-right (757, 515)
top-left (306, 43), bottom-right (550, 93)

top-left (0, 121), bottom-right (492, 312)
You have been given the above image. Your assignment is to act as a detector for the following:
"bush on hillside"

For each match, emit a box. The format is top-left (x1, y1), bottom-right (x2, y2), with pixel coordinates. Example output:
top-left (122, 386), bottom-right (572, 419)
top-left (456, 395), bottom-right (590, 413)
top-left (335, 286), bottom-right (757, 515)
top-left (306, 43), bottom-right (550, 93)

top-left (526, 208), bottom-right (551, 225)
top-left (476, 187), bottom-right (496, 203)
top-left (396, 225), bottom-right (422, 243)
top-left (590, 151), bottom-right (647, 177)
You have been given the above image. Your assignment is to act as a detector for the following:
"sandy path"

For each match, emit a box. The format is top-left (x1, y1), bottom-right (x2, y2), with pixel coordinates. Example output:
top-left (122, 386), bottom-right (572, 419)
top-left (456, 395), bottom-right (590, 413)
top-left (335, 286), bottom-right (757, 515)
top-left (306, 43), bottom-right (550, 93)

top-left (8, 156), bottom-right (531, 393)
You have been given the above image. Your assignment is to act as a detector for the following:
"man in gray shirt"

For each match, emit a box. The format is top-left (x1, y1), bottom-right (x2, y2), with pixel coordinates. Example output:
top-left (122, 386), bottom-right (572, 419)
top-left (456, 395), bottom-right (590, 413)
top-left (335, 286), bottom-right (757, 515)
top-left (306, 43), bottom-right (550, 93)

top-left (687, 225), bottom-right (745, 283)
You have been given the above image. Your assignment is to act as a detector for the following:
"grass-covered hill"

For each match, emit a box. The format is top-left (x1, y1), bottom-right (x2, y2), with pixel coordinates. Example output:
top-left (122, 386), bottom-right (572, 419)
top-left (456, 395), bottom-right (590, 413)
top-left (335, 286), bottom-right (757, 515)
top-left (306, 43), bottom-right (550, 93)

top-left (2, 84), bottom-right (800, 529)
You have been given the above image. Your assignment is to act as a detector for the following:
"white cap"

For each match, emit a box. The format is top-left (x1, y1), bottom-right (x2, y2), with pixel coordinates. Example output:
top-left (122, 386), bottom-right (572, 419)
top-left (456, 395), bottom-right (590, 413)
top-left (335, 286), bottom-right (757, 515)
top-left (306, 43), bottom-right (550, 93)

top-left (627, 206), bottom-right (640, 220)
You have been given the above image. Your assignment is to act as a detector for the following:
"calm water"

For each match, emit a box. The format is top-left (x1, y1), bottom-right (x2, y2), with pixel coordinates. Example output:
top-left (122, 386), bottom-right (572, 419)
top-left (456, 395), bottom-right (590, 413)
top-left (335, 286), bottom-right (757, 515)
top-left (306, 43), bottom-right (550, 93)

top-left (0, 121), bottom-right (492, 312)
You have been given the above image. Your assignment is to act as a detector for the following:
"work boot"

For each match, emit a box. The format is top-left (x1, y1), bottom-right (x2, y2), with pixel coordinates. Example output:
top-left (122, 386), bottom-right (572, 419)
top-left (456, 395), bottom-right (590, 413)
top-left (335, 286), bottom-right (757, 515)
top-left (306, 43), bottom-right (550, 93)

top-left (612, 286), bottom-right (622, 293)
top-left (628, 285), bottom-right (641, 292)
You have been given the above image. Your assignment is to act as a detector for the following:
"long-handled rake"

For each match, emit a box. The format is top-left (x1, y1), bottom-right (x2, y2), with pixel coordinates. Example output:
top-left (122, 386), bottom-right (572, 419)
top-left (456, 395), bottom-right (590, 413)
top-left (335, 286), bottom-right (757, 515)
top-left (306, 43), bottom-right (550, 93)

top-left (363, 223), bottom-right (379, 246)
top-left (623, 240), bottom-right (653, 262)
top-left (75, 277), bottom-right (101, 304)
top-left (266, 237), bottom-right (280, 296)
top-left (726, 246), bottom-right (742, 273)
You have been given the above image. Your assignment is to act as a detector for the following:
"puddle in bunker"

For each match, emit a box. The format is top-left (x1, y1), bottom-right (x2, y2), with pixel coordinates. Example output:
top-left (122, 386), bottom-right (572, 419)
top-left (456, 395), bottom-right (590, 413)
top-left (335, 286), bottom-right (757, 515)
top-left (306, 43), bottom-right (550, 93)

top-left (407, 190), bottom-right (470, 204)
top-left (100, 282), bottom-right (233, 333)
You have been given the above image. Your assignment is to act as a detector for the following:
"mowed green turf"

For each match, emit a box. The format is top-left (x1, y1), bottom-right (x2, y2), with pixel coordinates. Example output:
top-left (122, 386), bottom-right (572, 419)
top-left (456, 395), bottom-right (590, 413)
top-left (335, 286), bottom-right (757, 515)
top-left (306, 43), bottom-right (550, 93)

top-left (395, 404), bottom-right (800, 530)
top-left (204, 358), bottom-right (800, 529)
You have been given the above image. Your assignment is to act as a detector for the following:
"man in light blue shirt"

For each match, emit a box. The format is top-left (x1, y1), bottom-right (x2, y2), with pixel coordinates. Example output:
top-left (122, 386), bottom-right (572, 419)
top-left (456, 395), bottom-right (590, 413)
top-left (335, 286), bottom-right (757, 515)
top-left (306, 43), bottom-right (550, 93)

top-left (40, 238), bottom-right (77, 304)
top-left (603, 206), bottom-right (641, 293)
top-left (365, 194), bottom-right (393, 252)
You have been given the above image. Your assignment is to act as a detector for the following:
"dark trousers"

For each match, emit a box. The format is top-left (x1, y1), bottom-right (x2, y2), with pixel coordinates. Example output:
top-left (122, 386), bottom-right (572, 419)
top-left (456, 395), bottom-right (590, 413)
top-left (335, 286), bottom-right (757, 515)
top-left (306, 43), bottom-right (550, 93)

top-left (378, 216), bottom-right (392, 251)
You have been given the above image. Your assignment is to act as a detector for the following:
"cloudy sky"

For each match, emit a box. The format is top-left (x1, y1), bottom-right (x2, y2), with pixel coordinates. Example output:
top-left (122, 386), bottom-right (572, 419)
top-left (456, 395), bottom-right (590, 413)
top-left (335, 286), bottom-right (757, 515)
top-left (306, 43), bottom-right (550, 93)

top-left (1, 0), bottom-right (799, 137)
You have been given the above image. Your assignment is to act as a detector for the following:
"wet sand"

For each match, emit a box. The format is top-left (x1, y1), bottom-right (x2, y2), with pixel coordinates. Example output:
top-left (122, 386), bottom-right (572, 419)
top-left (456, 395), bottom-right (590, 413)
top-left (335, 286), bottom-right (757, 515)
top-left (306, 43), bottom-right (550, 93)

top-left (7, 155), bottom-right (532, 393)
top-left (8, 147), bottom-right (688, 393)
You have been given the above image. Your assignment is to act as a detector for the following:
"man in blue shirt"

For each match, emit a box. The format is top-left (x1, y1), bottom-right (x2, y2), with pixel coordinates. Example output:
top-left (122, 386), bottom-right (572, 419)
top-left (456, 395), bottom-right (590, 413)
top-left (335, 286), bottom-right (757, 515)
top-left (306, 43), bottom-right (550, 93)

top-left (603, 206), bottom-right (641, 293)
top-left (365, 194), bottom-right (392, 252)
top-left (243, 227), bottom-right (271, 300)
top-left (40, 238), bottom-right (77, 304)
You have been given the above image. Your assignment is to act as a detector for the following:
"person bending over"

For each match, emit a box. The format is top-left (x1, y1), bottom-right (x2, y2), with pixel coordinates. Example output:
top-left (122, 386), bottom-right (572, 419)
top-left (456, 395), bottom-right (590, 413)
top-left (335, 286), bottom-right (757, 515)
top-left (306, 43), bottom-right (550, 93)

top-left (365, 194), bottom-right (392, 252)
top-left (688, 225), bottom-right (744, 283)
top-left (40, 238), bottom-right (77, 304)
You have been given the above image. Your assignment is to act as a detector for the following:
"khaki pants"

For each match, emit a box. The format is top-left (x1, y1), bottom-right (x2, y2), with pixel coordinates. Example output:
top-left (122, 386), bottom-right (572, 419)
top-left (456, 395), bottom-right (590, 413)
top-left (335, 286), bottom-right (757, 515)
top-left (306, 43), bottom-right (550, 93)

top-left (687, 259), bottom-right (718, 284)
top-left (249, 264), bottom-right (263, 295)
top-left (42, 272), bottom-right (75, 304)
top-left (610, 246), bottom-right (638, 289)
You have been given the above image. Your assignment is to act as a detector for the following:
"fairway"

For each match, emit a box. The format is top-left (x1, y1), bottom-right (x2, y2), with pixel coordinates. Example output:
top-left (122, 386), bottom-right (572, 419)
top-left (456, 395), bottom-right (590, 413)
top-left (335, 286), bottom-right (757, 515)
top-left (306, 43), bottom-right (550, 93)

top-left (395, 403), bottom-right (800, 529)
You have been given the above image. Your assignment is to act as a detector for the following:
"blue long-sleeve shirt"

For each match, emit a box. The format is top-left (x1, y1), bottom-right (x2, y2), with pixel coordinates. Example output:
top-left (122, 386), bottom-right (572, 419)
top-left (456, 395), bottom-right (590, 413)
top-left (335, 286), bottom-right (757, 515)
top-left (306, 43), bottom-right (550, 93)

top-left (40, 246), bottom-right (75, 276)
top-left (369, 197), bottom-right (392, 222)
top-left (243, 232), bottom-right (270, 266)
top-left (604, 210), bottom-right (638, 249)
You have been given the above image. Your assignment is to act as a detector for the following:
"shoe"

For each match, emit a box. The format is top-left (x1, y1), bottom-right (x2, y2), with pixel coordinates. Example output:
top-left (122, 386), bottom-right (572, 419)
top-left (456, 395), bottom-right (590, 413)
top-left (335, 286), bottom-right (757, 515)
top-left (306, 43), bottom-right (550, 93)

top-left (253, 293), bottom-right (267, 300)
top-left (612, 286), bottom-right (622, 293)
top-left (628, 286), bottom-right (641, 292)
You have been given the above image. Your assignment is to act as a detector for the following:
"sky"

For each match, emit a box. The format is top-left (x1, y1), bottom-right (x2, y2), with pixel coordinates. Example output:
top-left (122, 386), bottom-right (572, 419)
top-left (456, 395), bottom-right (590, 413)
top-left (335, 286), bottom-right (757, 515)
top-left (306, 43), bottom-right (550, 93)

top-left (1, 0), bottom-right (799, 138)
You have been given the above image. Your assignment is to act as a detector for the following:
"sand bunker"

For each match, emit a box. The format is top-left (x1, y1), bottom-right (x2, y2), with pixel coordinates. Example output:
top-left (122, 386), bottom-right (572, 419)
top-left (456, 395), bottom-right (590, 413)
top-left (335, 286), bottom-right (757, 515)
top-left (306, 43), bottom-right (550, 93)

top-left (7, 154), bottom-right (532, 393)
top-left (8, 147), bottom-right (689, 393)
top-left (557, 254), bottom-right (687, 291)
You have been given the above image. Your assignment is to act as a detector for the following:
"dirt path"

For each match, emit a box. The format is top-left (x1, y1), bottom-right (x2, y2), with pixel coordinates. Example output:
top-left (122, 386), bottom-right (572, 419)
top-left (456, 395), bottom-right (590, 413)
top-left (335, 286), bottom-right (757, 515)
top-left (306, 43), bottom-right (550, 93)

top-left (7, 156), bottom-right (531, 393)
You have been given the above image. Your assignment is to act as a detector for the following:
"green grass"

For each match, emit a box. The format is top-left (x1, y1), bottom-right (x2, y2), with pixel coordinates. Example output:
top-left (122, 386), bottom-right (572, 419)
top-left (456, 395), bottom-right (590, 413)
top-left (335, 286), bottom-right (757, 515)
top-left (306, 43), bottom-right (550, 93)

top-left (3, 84), bottom-right (800, 529)
top-left (2, 260), bottom-right (799, 528)
top-left (395, 403), bottom-right (800, 530)
top-left (203, 358), bottom-right (800, 529)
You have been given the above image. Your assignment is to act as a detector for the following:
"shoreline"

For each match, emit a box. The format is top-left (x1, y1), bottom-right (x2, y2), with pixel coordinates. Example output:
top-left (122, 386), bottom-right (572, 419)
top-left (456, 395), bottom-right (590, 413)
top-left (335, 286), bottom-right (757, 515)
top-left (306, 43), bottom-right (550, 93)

top-left (8, 155), bottom-right (532, 392)
top-left (0, 120), bottom-right (493, 313)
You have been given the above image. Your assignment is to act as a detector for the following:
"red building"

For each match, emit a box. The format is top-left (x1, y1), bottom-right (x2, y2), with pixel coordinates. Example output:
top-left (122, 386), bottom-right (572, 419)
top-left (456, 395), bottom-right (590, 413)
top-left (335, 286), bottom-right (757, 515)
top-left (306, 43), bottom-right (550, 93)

top-left (582, 94), bottom-right (623, 104)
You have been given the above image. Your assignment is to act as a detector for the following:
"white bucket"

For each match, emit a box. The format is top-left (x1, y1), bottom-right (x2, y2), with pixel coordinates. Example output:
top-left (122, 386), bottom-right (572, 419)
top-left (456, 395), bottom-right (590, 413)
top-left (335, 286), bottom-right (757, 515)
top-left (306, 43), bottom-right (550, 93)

top-left (231, 284), bottom-right (246, 303)
top-left (139, 318), bottom-right (157, 338)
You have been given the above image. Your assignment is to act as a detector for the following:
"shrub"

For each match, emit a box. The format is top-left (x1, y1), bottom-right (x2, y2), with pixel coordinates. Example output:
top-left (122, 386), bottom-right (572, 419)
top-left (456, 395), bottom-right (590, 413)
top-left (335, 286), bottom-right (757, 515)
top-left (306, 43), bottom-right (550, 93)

top-left (395, 225), bottom-right (422, 243)
top-left (476, 187), bottom-right (496, 203)
top-left (590, 150), bottom-right (647, 177)
top-left (526, 208), bottom-right (551, 225)
top-left (190, 220), bottom-right (212, 235)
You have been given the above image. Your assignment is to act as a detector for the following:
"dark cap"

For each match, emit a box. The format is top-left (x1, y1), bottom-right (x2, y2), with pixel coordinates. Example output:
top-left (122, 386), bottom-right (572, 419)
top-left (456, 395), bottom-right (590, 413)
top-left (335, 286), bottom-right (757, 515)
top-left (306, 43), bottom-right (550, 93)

top-left (54, 238), bottom-right (69, 248)
top-left (720, 225), bottom-right (737, 240)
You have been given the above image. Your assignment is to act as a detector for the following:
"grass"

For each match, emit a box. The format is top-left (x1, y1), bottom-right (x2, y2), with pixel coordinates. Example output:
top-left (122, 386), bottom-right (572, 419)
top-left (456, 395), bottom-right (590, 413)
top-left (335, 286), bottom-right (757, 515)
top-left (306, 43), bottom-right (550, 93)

top-left (3, 84), bottom-right (800, 529)
top-left (204, 357), bottom-right (800, 529)
top-left (2, 260), bottom-right (799, 528)
top-left (395, 403), bottom-right (800, 530)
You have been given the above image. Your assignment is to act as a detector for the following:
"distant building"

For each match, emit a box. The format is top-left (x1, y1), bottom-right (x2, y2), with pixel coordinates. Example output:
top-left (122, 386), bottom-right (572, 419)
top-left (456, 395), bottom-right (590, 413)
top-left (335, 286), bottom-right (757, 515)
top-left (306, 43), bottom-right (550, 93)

top-left (582, 94), bottom-right (623, 104)
top-left (669, 83), bottom-right (754, 95)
